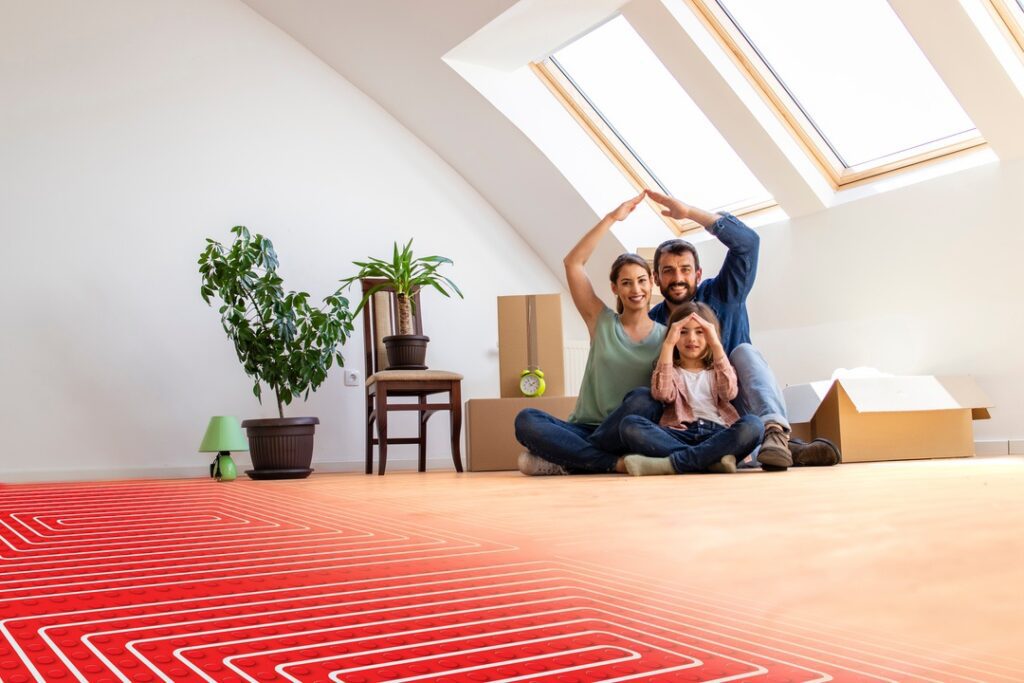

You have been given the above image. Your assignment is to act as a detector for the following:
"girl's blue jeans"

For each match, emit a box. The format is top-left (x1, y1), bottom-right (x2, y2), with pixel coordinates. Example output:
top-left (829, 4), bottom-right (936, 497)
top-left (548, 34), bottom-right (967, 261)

top-left (619, 414), bottom-right (764, 473)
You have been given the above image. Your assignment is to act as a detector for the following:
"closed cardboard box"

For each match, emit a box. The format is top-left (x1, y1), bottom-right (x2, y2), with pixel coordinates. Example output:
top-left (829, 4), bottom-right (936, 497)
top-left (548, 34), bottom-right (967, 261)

top-left (466, 396), bottom-right (578, 471)
top-left (784, 375), bottom-right (991, 462)
top-left (497, 294), bottom-right (565, 398)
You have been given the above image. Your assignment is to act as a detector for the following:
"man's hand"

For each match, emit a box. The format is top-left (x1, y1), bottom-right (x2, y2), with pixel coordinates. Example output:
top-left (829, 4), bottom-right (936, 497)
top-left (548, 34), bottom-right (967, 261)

top-left (607, 192), bottom-right (645, 222)
top-left (645, 189), bottom-right (691, 221)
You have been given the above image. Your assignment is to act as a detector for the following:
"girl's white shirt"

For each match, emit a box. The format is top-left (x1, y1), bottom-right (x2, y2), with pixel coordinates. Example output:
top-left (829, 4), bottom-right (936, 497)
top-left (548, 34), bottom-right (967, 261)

top-left (679, 368), bottom-right (725, 426)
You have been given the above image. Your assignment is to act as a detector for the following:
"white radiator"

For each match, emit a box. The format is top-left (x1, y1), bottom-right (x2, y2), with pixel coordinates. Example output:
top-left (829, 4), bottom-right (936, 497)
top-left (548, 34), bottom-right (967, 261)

top-left (563, 340), bottom-right (590, 396)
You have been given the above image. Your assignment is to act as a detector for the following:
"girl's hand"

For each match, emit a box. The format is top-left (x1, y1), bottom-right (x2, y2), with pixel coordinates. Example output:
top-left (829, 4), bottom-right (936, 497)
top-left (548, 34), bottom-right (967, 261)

top-left (607, 192), bottom-right (645, 222)
top-left (663, 319), bottom-right (684, 349)
top-left (691, 313), bottom-right (723, 351)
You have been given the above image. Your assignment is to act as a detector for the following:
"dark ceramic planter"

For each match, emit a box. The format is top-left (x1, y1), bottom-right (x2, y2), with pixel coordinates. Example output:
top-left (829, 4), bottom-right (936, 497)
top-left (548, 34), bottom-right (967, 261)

top-left (240, 416), bottom-right (319, 479)
top-left (383, 334), bottom-right (429, 370)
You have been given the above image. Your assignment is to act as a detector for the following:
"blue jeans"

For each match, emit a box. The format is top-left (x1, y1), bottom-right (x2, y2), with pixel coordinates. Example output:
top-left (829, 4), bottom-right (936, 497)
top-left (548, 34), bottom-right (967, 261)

top-left (619, 414), bottom-right (764, 473)
top-left (514, 388), bottom-right (664, 473)
top-left (730, 343), bottom-right (788, 430)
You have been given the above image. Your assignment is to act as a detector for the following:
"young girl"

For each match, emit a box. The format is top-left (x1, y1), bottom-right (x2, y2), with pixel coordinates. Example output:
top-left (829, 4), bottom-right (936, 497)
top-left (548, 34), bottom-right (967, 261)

top-left (620, 301), bottom-right (763, 476)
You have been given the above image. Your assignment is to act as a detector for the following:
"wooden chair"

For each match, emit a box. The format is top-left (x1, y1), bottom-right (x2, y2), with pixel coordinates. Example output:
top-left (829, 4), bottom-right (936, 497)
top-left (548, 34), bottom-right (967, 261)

top-left (360, 278), bottom-right (464, 475)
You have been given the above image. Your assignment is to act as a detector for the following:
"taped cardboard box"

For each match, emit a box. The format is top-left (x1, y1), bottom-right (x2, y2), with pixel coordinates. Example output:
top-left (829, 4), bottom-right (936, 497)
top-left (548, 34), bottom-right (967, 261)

top-left (466, 396), bottom-right (577, 471)
top-left (497, 294), bottom-right (565, 398)
top-left (784, 376), bottom-right (992, 463)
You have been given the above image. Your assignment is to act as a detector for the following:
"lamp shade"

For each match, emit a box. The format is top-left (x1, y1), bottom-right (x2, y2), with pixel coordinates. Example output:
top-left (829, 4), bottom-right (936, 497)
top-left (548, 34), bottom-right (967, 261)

top-left (199, 416), bottom-right (249, 453)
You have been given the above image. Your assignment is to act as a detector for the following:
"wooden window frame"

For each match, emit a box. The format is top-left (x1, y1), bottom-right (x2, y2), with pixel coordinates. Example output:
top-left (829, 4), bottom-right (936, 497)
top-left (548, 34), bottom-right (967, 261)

top-left (986, 0), bottom-right (1024, 60)
top-left (686, 0), bottom-right (988, 190)
top-left (531, 59), bottom-right (778, 236)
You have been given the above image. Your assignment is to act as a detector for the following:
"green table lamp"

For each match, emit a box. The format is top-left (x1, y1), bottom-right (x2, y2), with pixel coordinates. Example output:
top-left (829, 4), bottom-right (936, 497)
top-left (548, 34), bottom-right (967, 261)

top-left (199, 416), bottom-right (248, 481)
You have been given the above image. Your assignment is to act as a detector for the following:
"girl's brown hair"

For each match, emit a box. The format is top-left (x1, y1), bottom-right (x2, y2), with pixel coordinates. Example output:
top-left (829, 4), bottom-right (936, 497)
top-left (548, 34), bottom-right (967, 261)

top-left (608, 253), bottom-right (652, 314)
top-left (667, 301), bottom-right (721, 369)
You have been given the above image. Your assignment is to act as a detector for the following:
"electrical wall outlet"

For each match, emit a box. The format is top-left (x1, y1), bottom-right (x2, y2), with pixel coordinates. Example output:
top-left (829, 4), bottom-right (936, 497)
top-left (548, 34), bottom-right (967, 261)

top-left (343, 369), bottom-right (360, 387)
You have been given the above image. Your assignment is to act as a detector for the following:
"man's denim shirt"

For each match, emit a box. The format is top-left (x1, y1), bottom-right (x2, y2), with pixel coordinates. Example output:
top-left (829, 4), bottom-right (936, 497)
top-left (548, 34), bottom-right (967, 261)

top-left (648, 213), bottom-right (759, 355)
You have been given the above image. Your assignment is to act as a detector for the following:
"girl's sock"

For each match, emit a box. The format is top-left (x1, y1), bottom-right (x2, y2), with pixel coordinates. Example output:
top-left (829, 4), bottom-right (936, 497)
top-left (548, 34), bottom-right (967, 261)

top-left (624, 455), bottom-right (674, 476)
top-left (707, 454), bottom-right (737, 474)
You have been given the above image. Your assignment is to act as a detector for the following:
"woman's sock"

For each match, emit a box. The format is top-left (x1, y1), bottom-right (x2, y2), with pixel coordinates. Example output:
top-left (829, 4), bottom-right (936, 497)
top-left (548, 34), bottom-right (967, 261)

top-left (624, 455), bottom-right (674, 476)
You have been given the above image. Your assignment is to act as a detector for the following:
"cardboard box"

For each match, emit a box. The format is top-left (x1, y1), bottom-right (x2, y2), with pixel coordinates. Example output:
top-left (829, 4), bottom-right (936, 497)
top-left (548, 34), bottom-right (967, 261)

top-left (784, 376), bottom-right (992, 463)
top-left (497, 294), bottom-right (565, 398)
top-left (466, 396), bottom-right (577, 471)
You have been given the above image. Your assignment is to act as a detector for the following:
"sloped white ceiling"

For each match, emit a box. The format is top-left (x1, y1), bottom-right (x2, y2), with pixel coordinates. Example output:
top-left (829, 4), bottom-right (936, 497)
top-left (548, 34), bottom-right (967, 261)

top-left (240, 0), bottom-right (619, 290)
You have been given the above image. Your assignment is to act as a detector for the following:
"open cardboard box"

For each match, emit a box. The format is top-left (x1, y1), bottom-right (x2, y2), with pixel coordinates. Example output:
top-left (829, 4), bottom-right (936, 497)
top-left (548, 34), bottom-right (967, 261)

top-left (784, 375), bottom-right (992, 463)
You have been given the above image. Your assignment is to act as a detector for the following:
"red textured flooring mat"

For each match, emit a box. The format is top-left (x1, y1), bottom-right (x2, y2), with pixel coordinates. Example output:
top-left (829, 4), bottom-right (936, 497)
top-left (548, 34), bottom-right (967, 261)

top-left (0, 479), bottom-right (1016, 682)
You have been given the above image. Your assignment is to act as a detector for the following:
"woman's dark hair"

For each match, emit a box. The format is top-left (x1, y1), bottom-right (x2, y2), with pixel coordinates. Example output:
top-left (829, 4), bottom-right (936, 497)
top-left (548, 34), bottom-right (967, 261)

top-left (608, 253), bottom-right (652, 314)
top-left (667, 301), bottom-right (720, 368)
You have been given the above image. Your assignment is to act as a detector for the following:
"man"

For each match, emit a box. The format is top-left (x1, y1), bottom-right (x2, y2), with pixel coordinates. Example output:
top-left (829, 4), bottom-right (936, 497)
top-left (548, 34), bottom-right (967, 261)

top-left (644, 189), bottom-right (839, 470)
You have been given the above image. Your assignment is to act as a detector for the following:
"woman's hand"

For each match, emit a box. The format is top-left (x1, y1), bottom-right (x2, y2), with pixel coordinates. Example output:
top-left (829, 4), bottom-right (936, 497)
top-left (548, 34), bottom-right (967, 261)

top-left (607, 192), bottom-right (645, 222)
top-left (566, 191), bottom-right (645, 336)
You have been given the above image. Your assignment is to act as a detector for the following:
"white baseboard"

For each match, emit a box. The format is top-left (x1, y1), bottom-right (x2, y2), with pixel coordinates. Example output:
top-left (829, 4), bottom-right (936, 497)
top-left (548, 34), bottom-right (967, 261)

top-left (975, 440), bottom-right (1010, 456)
top-left (1009, 440), bottom-right (1024, 455)
top-left (2, 458), bottom-right (464, 484)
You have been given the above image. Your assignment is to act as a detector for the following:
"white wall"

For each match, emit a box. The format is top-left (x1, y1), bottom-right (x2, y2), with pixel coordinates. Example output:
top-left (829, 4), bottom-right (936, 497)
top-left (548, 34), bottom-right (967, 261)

top-left (749, 157), bottom-right (1024, 441)
top-left (681, 156), bottom-right (1024, 441)
top-left (0, 0), bottom-right (565, 481)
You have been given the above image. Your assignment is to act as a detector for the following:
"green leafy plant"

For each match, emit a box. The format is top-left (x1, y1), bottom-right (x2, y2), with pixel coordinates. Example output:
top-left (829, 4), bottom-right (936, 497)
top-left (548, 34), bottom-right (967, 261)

top-left (341, 239), bottom-right (463, 336)
top-left (199, 226), bottom-right (355, 418)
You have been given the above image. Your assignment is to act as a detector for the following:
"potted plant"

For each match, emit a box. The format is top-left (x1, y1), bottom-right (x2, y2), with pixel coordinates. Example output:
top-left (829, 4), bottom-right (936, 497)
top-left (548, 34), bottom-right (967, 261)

top-left (199, 226), bottom-right (355, 479)
top-left (341, 239), bottom-right (463, 369)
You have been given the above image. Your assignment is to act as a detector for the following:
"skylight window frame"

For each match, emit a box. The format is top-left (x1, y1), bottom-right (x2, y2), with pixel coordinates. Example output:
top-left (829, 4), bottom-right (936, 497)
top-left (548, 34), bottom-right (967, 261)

top-left (986, 0), bottom-right (1024, 59)
top-left (686, 0), bottom-right (988, 189)
top-left (531, 57), bottom-right (778, 236)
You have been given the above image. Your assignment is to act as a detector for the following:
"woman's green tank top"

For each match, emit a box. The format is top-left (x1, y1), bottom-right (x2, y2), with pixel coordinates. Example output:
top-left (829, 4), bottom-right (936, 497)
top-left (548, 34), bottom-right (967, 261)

top-left (570, 307), bottom-right (666, 425)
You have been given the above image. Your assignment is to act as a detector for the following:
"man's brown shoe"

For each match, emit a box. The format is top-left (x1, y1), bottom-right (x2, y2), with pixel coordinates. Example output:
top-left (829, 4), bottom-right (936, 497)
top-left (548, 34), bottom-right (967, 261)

top-left (790, 438), bottom-right (842, 466)
top-left (758, 425), bottom-right (793, 471)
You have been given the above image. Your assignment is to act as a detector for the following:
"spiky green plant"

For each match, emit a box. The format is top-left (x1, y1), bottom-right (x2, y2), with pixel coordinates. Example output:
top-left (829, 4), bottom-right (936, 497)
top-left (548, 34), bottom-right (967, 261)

top-left (341, 239), bottom-right (463, 335)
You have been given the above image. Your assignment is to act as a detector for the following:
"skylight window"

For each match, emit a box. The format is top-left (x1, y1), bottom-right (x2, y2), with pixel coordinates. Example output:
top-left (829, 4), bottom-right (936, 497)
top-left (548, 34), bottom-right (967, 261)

top-left (715, 0), bottom-right (977, 169)
top-left (684, 0), bottom-right (985, 185)
top-left (547, 16), bottom-right (773, 219)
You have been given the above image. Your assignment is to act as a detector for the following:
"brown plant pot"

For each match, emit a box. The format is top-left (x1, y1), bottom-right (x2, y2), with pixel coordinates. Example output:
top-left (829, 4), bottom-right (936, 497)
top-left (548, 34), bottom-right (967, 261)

top-left (383, 334), bottom-right (429, 370)
top-left (240, 416), bottom-right (319, 479)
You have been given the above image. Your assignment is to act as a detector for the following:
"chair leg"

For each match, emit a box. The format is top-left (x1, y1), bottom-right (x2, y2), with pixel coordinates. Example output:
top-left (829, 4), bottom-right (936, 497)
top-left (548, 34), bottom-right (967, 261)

top-left (450, 381), bottom-right (463, 472)
top-left (376, 386), bottom-right (389, 476)
top-left (365, 394), bottom-right (374, 475)
top-left (417, 394), bottom-right (427, 473)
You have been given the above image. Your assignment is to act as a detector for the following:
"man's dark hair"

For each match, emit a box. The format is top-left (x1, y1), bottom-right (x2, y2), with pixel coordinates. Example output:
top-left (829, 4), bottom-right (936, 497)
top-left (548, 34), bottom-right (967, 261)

top-left (653, 239), bottom-right (700, 273)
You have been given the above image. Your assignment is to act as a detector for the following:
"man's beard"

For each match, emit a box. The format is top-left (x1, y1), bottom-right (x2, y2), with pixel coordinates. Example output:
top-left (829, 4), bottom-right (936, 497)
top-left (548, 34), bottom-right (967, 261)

top-left (661, 281), bottom-right (695, 306)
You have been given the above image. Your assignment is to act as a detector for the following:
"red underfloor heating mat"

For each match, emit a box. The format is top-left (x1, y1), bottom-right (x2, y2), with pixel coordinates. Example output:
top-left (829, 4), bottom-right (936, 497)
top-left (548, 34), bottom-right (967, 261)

top-left (0, 480), bottom-right (998, 682)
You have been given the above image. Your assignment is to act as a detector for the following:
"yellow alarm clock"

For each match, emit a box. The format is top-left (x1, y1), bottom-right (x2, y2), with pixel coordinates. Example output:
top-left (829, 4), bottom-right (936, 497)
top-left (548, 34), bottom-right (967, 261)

top-left (519, 368), bottom-right (546, 397)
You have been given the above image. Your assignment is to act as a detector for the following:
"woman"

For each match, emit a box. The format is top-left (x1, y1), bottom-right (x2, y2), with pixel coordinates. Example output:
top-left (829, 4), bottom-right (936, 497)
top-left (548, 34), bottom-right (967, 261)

top-left (515, 193), bottom-right (666, 475)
